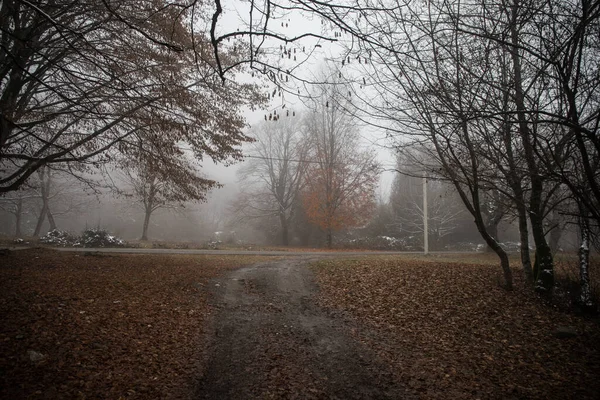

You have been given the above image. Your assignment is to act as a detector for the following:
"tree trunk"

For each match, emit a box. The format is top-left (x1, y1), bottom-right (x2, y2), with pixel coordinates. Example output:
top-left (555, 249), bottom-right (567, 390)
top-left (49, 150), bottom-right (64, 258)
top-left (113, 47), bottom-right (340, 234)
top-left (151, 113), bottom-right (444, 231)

top-left (33, 205), bottom-right (47, 237)
top-left (509, 0), bottom-right (553, 293)
top-left (47, 209), bottom-right (57, 231)
top-left (15, 198), bottom-right (23, 237)
top-left (578, 206), bottom-right (595, 312)
top-left (33, 166), bottom-right (53, 237)
top-left (141, 208), bottom-right (152, 241)
top-left (279, 213), bottom-right (289, 246)
top-left (516, 205), bottom-right (533, 283)
top-left (485, 221), bottom-right (499, 253)
top-left (531, 213), bottom-right (554, 294)
top-left (326, 229), bottom-right (333, 249)
top-left (499, 42), bottom-right (533, 284)
top-left (476, 218), bottom-right (513, 290)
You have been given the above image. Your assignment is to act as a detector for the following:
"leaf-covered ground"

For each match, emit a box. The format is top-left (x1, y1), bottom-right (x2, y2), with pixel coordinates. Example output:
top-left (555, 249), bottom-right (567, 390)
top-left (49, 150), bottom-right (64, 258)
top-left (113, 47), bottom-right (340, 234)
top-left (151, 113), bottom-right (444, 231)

top-left (0, 249), bottom-right (269, 399)
top-left (311, 255), bottom-right (600, 400)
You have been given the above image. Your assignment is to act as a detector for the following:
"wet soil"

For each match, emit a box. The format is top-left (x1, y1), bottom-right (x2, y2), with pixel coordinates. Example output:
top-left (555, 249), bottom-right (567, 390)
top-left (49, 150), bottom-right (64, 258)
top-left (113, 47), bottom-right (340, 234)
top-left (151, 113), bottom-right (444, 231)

top-left (196, 257), bottom-right (409, 399)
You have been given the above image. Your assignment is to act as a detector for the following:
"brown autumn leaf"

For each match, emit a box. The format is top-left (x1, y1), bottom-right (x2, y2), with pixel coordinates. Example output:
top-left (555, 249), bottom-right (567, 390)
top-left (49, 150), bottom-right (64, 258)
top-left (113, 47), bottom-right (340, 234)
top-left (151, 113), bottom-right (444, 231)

top-left (311, 256), bottom-right (600, 400)
top-left (0, 248), bottom-right (269, 399)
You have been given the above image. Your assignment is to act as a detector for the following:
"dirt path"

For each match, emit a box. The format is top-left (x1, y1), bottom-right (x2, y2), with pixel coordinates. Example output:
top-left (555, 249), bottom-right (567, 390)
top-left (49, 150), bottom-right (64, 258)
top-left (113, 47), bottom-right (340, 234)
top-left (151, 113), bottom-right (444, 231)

top-left (196, 257), bottom-right (409, 399)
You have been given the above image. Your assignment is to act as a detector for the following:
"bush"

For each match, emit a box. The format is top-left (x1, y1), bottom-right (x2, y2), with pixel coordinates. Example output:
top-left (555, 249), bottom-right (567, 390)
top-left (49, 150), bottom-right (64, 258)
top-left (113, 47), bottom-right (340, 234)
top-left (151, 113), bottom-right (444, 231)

top-left (40, 229), bottom-right (77, 247)
top-left (77, 229), bottom-right (126, 248)
top-left (337, 235), bottom-right (422, 251)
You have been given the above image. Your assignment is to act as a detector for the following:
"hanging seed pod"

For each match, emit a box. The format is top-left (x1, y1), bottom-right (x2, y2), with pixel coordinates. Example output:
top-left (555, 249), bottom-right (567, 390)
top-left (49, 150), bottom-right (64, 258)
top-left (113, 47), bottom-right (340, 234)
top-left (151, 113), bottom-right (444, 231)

top-left (269, 113), bottom-right (272, 120)
top-left (287, 110), bottom-right (289, 117)
top-left (286, 75), bottom-right (289, 82)
top-left (342, 59), bottom-right (345, 66)
top-left (326, 101), bottom-right (329, 107)
top-left (274, 110), bottom-right (277, 115)
top-left (294, 56), bottom-right (296, 61)
top-left (363, 77), bottom-right (366, 85)
top-left (293, 111), bottom-right (295, 116)
top-left (264, 115), bottom-right (267, 121)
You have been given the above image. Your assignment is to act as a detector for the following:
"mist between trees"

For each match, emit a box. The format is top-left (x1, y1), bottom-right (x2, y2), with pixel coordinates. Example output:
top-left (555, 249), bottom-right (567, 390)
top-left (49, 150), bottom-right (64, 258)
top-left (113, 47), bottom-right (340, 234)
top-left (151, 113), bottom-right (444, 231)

top-left (1, 0), bottom-right (599, 307)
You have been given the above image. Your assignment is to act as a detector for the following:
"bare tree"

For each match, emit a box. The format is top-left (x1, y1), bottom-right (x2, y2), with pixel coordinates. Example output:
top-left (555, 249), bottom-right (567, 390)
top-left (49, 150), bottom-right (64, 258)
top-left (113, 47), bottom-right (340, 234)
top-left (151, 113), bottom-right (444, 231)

top-left (32, 165), bottom-right (56, 236)
top-left (0, 185), bottom-right (36, 236)
top-left (303, 80), bottom-right (379, 248)
top-left (1, 164), bottom-right (92, 237)
top-left (342, 0), bottom-right (516, 287)
top-left (235, 118), bottom-right (308, 245)
top-left (390, 158), bottom-right (465, 250)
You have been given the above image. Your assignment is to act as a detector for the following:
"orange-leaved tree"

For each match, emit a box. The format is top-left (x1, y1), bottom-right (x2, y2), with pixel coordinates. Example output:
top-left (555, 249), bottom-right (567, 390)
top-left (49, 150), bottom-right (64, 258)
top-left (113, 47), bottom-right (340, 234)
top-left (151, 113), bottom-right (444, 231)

top-left (303, 83), bottom-right (379, 248)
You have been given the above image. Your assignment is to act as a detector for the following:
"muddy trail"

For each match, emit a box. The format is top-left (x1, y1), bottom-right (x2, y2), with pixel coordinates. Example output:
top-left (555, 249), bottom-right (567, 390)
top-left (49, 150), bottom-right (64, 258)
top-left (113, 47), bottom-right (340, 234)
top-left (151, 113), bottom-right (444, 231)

top-left (196, 257), bottom-right (409, 399)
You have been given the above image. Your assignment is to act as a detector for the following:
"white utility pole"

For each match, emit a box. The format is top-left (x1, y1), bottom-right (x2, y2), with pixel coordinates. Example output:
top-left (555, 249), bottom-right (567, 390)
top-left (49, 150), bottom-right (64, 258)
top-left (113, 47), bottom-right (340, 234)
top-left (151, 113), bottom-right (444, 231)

top-left (423, 175), bottom-right (428, 255)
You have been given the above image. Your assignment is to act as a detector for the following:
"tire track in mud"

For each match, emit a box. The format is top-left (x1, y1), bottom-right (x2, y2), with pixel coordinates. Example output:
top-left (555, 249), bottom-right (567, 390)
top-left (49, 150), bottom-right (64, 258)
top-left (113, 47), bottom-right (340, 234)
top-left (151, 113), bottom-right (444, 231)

top-left (196, 257), bottom-right (410, 399)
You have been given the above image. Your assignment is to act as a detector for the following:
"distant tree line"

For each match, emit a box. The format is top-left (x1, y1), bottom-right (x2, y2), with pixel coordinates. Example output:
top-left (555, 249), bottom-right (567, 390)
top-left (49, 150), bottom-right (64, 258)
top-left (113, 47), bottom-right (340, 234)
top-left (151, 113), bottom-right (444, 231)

top-left (234, 77), bottom-right (379, 248)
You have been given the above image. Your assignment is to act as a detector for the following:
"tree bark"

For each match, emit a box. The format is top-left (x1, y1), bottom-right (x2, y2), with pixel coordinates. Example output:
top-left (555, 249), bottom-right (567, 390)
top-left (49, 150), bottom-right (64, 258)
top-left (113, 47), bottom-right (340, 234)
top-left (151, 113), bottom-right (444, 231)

top-left (508, 0), bottom-right (553, 293)
top-left (279, 213), bottom-right (289, 246)
top-left (516, 206), bottom-right (533, 283)
top-left (485, 219), bottom-right (500, 253)
top-left (47, 209), bottom-right (57, 231)
top-left (33, 166), bottom-right (54, 237)
top-left (475, 217), bottom-right (513, 290)
top-left (531, 214), bottom-right (554, 294)
top-left (141, 207), bottom-right (152, 241)
top-left (15, 198), bottom-right (23, 237)
top-left (578, 205), bottom-right (595, 312)
top-left (499, 41), bottom-right (533, 284)
top-left (33, 205), bottom-right (47, 237)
